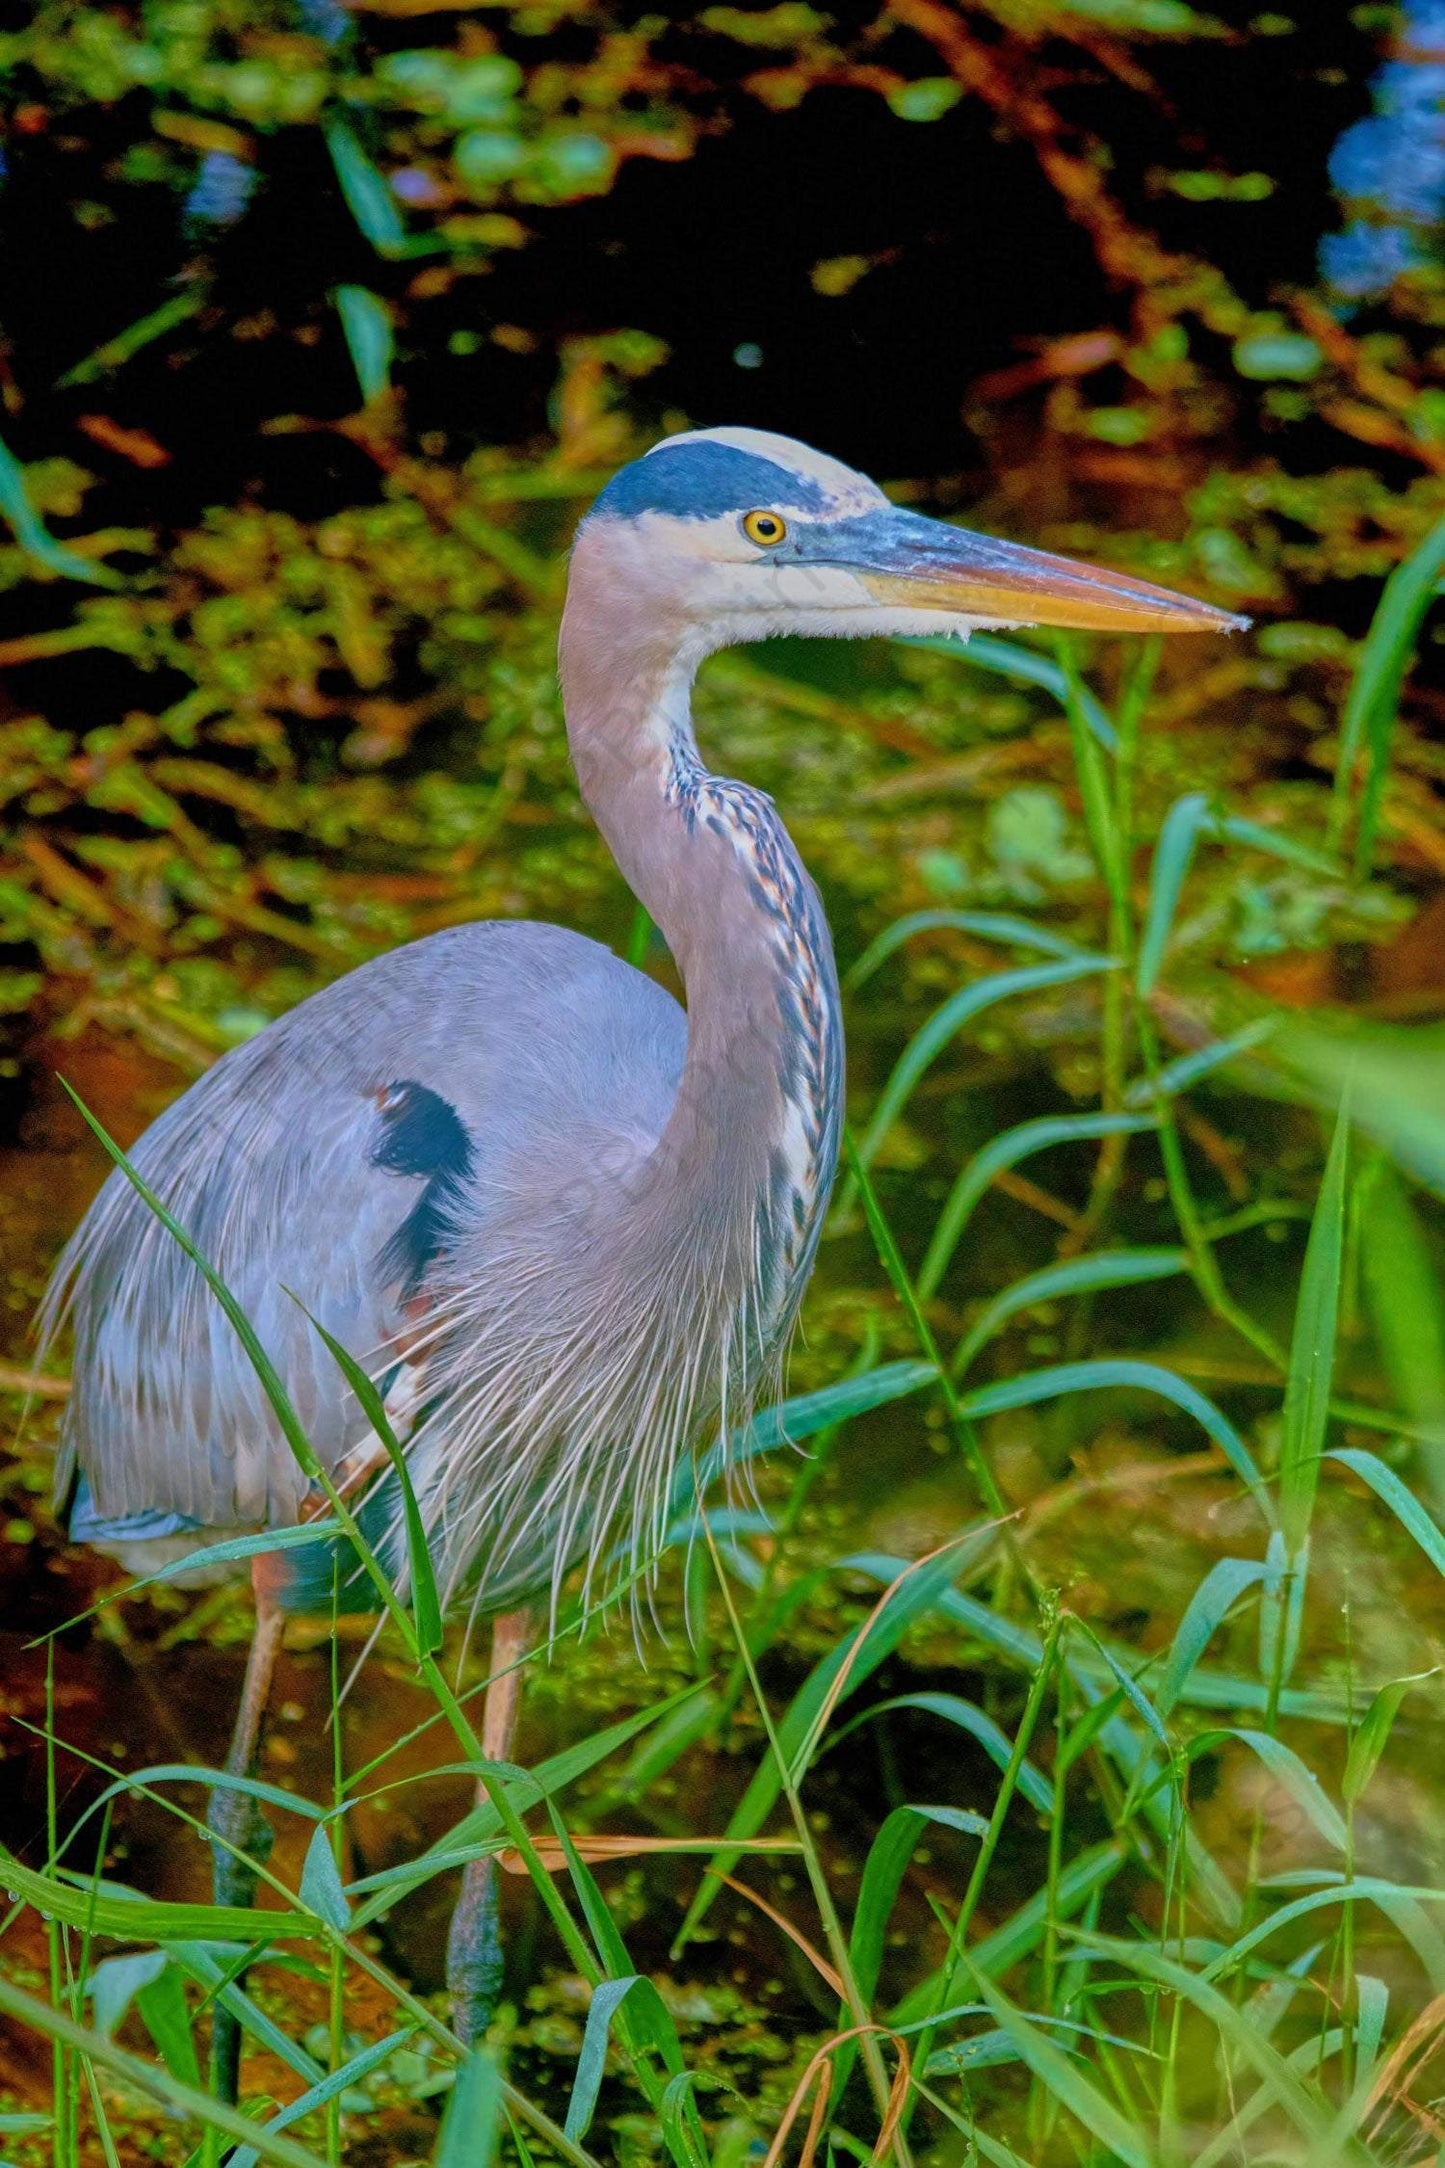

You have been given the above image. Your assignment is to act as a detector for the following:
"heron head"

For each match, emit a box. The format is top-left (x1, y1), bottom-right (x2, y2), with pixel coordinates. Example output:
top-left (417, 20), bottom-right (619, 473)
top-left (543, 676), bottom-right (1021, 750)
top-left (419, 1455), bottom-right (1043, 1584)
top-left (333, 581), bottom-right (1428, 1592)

top-left (573, 425), bottom-right (1245, 654)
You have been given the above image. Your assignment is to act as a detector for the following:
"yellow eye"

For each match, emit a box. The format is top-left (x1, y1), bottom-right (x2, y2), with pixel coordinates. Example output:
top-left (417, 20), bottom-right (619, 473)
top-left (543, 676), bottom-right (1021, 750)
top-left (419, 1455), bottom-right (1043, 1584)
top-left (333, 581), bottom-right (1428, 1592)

top-left (742, 509), bottom-right (788, 547)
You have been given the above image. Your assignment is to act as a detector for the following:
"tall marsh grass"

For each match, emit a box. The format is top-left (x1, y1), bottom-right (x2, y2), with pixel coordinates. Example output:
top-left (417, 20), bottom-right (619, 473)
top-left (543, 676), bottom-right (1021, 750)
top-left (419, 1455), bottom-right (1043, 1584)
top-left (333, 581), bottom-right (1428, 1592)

top-left (4, 534), bottom-right (1445, 2168)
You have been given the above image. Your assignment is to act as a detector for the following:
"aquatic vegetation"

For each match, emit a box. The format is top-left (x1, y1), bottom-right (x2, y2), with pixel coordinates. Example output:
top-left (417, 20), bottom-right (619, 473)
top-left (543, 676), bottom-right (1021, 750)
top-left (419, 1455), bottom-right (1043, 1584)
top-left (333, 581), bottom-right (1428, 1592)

top-left (5, 4), bottom-right (1445, 2165)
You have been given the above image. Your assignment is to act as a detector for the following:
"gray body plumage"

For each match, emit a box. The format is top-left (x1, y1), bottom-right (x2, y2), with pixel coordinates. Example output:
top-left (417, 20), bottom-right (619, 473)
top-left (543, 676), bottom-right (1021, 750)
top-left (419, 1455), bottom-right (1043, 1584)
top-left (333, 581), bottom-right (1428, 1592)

top-left (51, 924), bottom-right (684, 1580)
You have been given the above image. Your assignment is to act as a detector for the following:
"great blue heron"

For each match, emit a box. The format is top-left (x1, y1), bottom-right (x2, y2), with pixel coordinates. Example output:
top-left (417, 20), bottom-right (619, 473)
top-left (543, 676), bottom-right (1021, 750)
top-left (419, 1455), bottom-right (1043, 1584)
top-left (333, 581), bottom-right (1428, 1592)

top-left (43, 426), bottom-right (1239, 2085)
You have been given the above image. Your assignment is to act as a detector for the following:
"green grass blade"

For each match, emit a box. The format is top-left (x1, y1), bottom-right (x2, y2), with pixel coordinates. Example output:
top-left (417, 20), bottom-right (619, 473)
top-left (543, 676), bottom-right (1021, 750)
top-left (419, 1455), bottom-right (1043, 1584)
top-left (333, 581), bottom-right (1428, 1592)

top-left (1342, 1672), bottom-right (1435, 1805)
top-left (963, 1970), bottom-right (1156, 2168)
top-left (1156, 1558), bottom-right (1270, 1719)
top-left (1137, 792), bottom-right (1210, 996)
top-left (890, 1845), bottom-right (1127, 2026)
top-left (298, 1826), bottom-right (351, 1932)
top-left (956, 1358), bottom-right (1268, 1512)
top-left (918, 1111), bottom-right (1156, 1298)
top-left (849, 1804), bottom-right (988, 2012)
top-left (852, 953), bottom-right (1113, 1183)
top-left (565, 1979), bottom-right (683, 2144)
top-left (228, 2031), bottom-right (411, 2168)
top-left (1279, 1097), bottom-right (1350, 1560)
top-left (0, 1973), bottom-right (332, 2168)
top-left (0, 1837), bottom-right (314, 1943)
top-left (324, 118), bottom-right (408, 257)
top-left (1190, 1728), bottom-right (1347, 1852)
top-left (1124, 1018), bottom-right (1277, 1106)
top-left (0, 431), bottom-right (127, 588)
top-left (1072, 1934), bottom-right (1350, 2157)
top-left (833, 1692), bottom-right (1053, 1813)
top-left (1358, 1158), bottom-right (1445, 1512)
top-left (56, 288), bottom-right (208, 388)
top-left (1331, 507), bottom-right (1445, 871)
top-left (332, 284), bottom-right (393, 405)
top-left (693, 1359), bottom-right (938, 1493)
top-left (672, 1532), bottom-right (995, 1951)
top-left (847, 909), bottom-right (1082, 987)
top-left (292, 1300), bottom-right (443, 1656)
top-left (1215, 813), bottom-right (1341, 877)
top-left (951, 1247), bottom-right (1186, 1379)
top-left (435, 2044), bottom-right (504, 2168)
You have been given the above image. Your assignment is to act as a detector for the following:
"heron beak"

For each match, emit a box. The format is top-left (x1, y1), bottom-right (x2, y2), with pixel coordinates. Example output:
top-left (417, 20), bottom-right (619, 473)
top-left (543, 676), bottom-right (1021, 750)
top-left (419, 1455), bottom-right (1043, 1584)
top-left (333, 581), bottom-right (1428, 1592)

top-left (836, 507), bottom-right (1246, 635)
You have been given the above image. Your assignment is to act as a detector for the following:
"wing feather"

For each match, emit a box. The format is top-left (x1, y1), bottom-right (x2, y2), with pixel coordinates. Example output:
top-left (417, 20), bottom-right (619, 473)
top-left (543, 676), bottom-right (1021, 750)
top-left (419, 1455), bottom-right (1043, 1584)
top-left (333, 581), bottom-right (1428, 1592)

top-left (44, 920), bottom-right (686, 1540)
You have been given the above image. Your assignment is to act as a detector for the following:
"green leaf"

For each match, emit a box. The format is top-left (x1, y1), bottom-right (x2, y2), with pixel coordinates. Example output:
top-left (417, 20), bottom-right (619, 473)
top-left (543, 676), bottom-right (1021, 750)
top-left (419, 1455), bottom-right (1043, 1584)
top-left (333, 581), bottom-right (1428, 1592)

top-left (56, 289), bottom-right (209, 389)
top-left (435, 2044), bottom-right (503, 2168)
top-left (1343, 1672), bottom-right (1435, 1805)
top-left (1280, 1100), bottom-right (1350, 1559)
top-left (964, 1969), bottom-right (1157, 2168)
top-left (333, 284), bottom-right (394, 405)
top-left (324, 119), bottom-right (408, 256)
top-left (299, 1826), bottom-right (351, 1930)
top-left (1058, 638), bottom-right (1124, 902)
top-left (351, 1684), bottom-right (710, 1923)
top-left (737, 1357), bottom-right (938, 1454)
top-left (849, 1804), bottom-right (988, 2014)
top-left (1078, 1627), bottom-right (1170, 1760)
top-left (1157, 1557), bottom-right (1269, 1718)
top-left (919, 1111), bottom-right (1155, 1298)
top-left (230, 2031), bottom-right (412, 2168)
top-left (1334, 508), bottom-right (1445, 873)
top-left (0, 1970), bottom-right (333, 2168)
top-left (1048, 0), bottom-right (1220, 29)
top-left (1216, 813), bottom-right (1340, 877)
top-left (1270, 1022), bottom-right (1445, 1204)
top-left (0, 430), bottom-right (126, 588)
top-left (1072, 1933), bottom-right (1343, 2153)
top-left (294, 1300), bottom-right (443, 1655)
top-left (546, 1805), bottom-right (632, 1977)
top-left (835, 1692), bottom-right (1053, 1813)
top-left (692, 1360), bottom-right (937, 1493)
top-left (889, 1843), bottom-right (1126, 2025)
top-left (135, 1962), bottom-right (201, 2089)
top-left (1137, 792), bottom-right (1210, 996)
top-left (951, 1247), bottom-right (1186, 1379)
top-left (1125, 1019), bottom-right (1277, 1106)
top-left (846, 909), bottom-right (1082, 988)
top-left (1137, 795), bottom-right (1341, 998)
top-left (1204, 1876), bottom-right (1445, 1992)
top-left (672, 1531), bottom-right (995, 1950)
top-left (565, 1978), bottom-right (683, 2143)
top-left (1191, 1729), bottom-right (1347, 1852)
top-left (1334, 1456), bottom-right (1445, 1578)
top-left (70, 1766), bottom-right (325, 1856)
top-left (956, 1358), bottom-right (1268, 1513)
top-left (170, 1943), bottom-right (325, 2085)
top-left (854, 953), bottom-right (1114, 1181)
top-left (1358, 1158), bottom-right (1445, 1510)
top-left (89, 1950), bottom-right (169, 2038)
top-left (1, 1836), bottom-right (314, 1944)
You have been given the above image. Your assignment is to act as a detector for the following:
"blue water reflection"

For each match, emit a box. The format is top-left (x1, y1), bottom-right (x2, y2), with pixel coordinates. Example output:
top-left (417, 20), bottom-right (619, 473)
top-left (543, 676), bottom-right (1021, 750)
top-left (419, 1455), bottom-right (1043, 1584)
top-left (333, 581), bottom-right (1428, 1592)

top-left (1321, 2), bottom-right (1445, 299)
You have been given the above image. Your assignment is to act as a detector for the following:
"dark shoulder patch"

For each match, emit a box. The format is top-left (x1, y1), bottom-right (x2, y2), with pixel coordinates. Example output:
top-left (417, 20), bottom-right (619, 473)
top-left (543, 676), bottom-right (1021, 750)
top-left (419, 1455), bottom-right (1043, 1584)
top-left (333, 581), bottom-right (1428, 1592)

top-left (371, 1080), bottom-right (475, 1296)
top-left (587, 441), bottom-right (828, 524)
top-left (372, 1080), bottom-right (472, 1181)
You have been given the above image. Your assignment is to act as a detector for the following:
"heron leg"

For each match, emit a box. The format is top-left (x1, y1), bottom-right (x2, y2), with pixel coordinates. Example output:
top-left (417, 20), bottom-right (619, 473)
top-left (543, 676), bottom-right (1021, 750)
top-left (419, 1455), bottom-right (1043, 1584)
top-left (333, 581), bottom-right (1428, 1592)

top-left (447, 1606), bottom-right (533, 2044)
top-left (208, 1575), bottom-right (286, 2105)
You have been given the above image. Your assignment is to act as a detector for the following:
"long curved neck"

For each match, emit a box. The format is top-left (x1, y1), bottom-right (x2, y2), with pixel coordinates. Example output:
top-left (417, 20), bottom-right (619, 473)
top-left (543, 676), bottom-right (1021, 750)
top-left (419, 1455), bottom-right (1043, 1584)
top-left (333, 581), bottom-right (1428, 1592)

top-left (559, 566), bottom-right (843, 1340)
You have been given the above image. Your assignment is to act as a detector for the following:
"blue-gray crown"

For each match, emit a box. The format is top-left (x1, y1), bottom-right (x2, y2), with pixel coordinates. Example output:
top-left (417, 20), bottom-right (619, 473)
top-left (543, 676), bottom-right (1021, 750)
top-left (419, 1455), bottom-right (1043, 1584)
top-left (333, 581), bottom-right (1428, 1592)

top-left (586, 439), bottom-right (833, 524)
